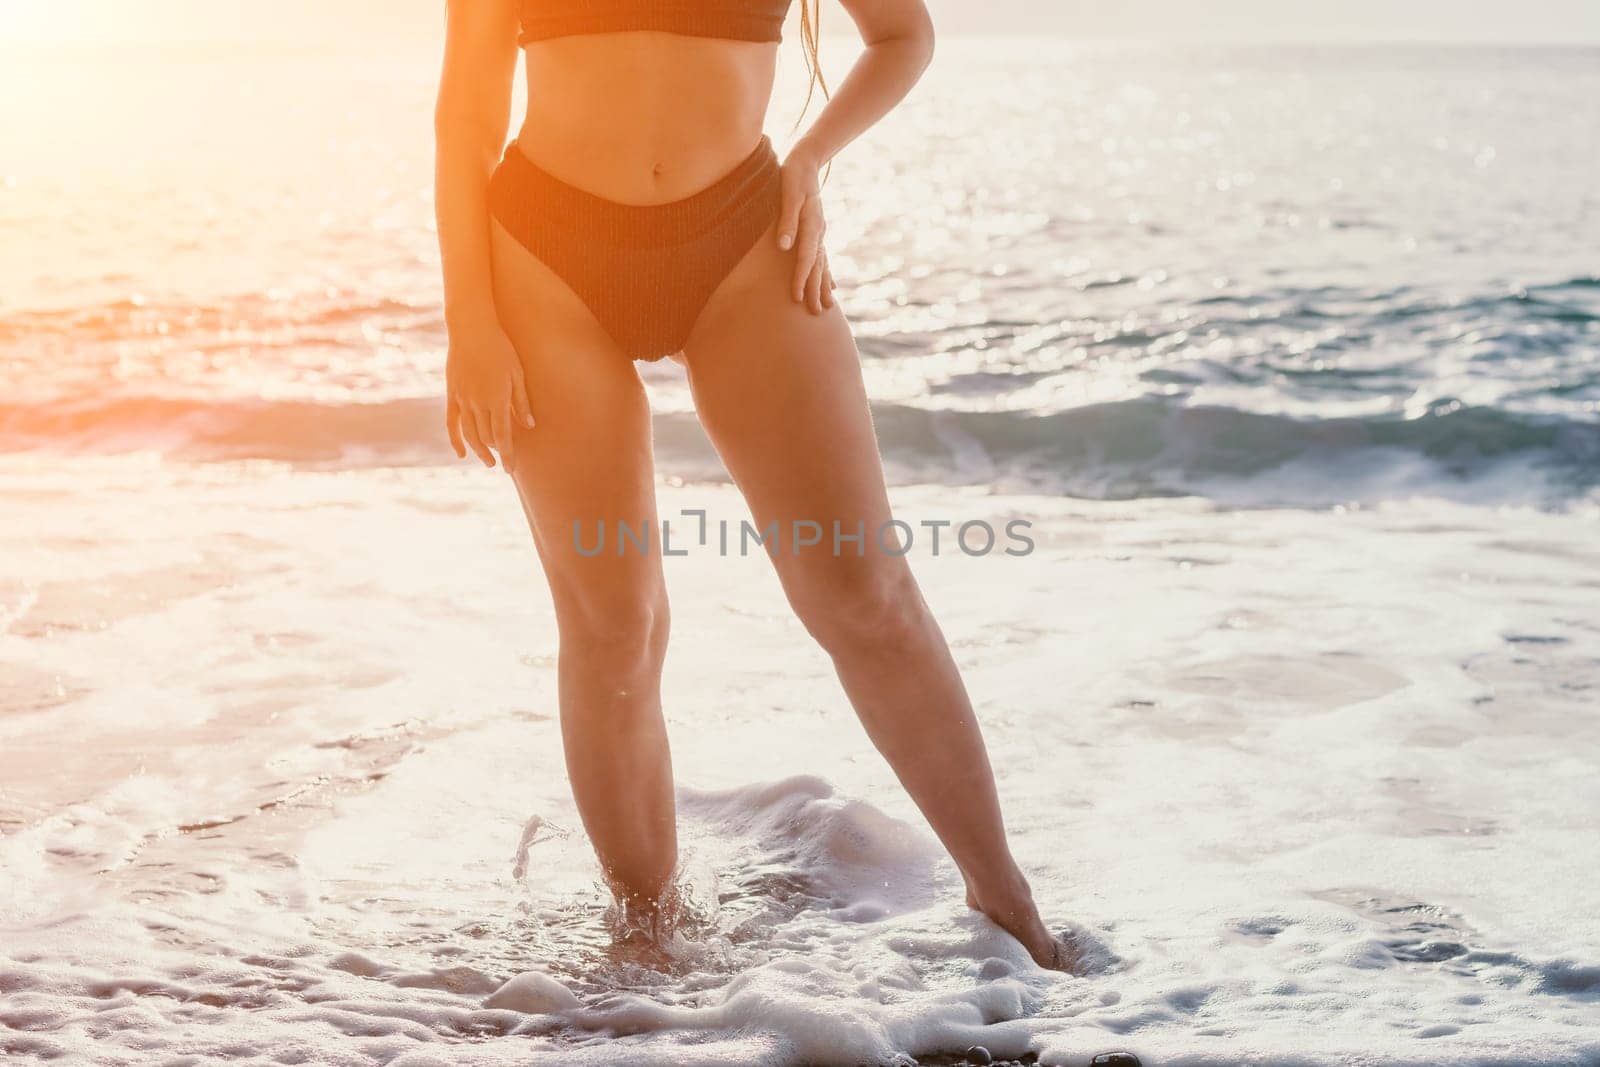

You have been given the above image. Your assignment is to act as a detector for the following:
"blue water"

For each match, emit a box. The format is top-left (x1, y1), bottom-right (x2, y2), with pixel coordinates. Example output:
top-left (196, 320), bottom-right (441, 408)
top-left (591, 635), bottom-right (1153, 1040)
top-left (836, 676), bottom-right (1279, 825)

top-left (4, 38), bottom-right (1600, 1067)
top-left (1, 41), bottom-right (1597, 504)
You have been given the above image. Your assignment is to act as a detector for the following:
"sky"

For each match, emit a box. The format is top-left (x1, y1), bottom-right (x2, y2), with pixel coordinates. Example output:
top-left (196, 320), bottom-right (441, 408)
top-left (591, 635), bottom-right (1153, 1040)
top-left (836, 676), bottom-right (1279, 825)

top-left (2, 0), bottom-right (1599, 45)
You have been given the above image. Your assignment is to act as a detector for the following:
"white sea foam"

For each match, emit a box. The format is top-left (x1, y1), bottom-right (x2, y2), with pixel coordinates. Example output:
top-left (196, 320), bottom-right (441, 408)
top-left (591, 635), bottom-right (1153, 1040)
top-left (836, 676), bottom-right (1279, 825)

top-left (3, 455), bottom-right (1598, 1064)
top-left (4, 32), bottom-right (1600, 1067)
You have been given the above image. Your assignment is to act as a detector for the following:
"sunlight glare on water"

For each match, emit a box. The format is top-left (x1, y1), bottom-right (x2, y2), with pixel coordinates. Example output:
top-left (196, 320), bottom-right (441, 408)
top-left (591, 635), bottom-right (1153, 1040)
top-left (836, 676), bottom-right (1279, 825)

top-left (2, 30), bottom-right (1600, 1067)
top-left (2, 41), bottom-right (1597, 503)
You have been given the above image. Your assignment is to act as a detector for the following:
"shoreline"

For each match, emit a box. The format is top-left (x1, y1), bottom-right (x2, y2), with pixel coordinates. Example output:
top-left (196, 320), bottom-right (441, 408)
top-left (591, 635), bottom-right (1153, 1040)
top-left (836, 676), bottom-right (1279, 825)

top-left (2, 453), bottom-right (1597, 1065)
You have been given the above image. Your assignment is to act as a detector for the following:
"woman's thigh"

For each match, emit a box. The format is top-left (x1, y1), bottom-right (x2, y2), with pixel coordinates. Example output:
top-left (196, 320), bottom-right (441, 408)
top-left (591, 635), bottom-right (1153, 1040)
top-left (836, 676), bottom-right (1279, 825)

top-left (489, 222), bottom-right (664, 616)
top-left (681, 225), bottom-right (904, 604)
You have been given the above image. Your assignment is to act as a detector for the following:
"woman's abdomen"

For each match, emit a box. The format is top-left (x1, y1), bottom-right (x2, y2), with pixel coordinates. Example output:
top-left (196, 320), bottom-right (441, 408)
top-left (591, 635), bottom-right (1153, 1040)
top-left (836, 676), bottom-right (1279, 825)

top-left (515, 33), bottom-right (777, 206)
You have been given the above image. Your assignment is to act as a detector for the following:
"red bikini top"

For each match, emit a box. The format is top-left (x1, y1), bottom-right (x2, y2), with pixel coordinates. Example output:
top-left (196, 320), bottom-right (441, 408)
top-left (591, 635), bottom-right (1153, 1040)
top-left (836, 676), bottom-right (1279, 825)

top-left (517, 0), bottom-right (795, 46)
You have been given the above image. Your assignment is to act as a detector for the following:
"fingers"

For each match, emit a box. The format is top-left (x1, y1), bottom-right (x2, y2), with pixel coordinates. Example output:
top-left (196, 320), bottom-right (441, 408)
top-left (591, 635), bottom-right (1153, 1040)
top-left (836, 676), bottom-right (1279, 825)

top-left (455, 399), bottom-right (527, 471)
top-left (804, 251), bottom-right (825, 314)
top-left (462, 406), bottom-right (496, 468)
top-left (776, 176), bottom-right (804, 251)
top-left (446, 331), bottom-right (536, 470)
top-left (446, 396), bottom-right (466, 459)
top-left (491, 405), bottom-right (514, 468)
top-left (821, 258), bottom-right (836, 309)
top-left (510, 364), bottom-right (536, 429)
top-left (792, 205), bottom-right (823, 303)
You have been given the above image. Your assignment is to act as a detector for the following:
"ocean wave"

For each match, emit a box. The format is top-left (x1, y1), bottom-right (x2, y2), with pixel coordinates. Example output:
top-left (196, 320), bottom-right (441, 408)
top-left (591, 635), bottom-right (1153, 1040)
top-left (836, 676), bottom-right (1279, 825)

top-left (0, 293), bottom-right (438, 344)
top-left (4, 392), bottom-right (1595, 505)
top-left (868, 397), bottom-right (1600, 503)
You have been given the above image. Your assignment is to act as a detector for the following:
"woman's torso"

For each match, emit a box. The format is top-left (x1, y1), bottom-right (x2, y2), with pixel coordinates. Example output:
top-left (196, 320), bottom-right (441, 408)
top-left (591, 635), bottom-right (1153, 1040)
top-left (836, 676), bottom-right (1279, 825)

top-left (515, 32), bottom-right (779, 206)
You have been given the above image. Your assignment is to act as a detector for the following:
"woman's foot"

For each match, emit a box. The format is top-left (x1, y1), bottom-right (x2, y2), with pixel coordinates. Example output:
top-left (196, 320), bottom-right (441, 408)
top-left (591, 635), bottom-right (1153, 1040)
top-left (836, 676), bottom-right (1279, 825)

top-left (963, 865), bottom-right (1071, 970)
top-left (602, 852), bottom-right (719, 944)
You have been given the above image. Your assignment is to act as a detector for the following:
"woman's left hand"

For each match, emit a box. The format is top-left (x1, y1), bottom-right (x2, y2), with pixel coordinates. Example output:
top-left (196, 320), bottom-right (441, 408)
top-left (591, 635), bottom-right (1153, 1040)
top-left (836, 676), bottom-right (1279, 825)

top-left (776, 145), bottom-right (836, 315)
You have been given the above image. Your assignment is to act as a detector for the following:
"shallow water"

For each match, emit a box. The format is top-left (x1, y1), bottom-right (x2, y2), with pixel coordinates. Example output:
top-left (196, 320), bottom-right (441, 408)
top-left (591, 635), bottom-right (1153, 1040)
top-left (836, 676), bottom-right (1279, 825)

top-left (3, 34), bottom-right (1600, 1067)
top-left (4, 459), bottom-right (1599, 1064)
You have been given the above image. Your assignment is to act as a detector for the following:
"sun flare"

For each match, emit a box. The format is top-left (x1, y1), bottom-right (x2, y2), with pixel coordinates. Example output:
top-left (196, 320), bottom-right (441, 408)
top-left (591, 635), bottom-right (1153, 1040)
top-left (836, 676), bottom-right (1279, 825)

top-left (0, 0), bottom-right (169, 46)
top-left (0, 0), bottom-right (75, 41)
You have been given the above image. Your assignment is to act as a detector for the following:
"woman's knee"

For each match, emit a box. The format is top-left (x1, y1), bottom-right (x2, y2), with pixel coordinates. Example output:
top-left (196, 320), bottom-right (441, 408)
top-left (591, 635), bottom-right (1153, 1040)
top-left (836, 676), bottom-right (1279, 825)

top-left (555, 581), bottom-right (671, 676)
top-left (791, 563), bottom-right (928, 660)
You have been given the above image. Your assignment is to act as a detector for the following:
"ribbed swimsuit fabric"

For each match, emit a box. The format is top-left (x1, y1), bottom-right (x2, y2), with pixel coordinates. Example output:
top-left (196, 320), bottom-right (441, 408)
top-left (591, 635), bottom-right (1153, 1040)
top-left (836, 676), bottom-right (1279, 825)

top-left (516, 0), bottom-right (793, 45)
top-left (487, 137), bottom-right (783, 362)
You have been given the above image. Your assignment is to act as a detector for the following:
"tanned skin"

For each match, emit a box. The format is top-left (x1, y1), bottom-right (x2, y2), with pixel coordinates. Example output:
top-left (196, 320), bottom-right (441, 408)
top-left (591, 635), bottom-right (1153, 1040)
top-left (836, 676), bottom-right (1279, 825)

top-left (434, 0), bottom-right (1065, 969)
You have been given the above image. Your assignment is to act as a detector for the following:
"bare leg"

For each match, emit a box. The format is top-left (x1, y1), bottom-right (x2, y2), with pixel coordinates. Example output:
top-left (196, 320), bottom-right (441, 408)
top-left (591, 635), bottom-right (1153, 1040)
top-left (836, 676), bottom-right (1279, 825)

top-left (682, 228), bottom-right (1061, 967)
top-left (490, 222), bottom-right (677, 918)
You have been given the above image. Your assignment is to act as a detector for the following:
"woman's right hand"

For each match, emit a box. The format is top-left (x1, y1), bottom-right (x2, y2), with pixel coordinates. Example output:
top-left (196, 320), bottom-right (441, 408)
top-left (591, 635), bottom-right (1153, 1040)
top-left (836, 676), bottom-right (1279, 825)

top-left (444, 317), bottom-right (535, 469)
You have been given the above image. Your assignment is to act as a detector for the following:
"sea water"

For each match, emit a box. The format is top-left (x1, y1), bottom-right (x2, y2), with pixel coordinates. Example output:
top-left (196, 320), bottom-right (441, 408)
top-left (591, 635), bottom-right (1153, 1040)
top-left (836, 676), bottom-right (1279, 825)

top-left (2, 37), bottom-right (1598, 1067)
